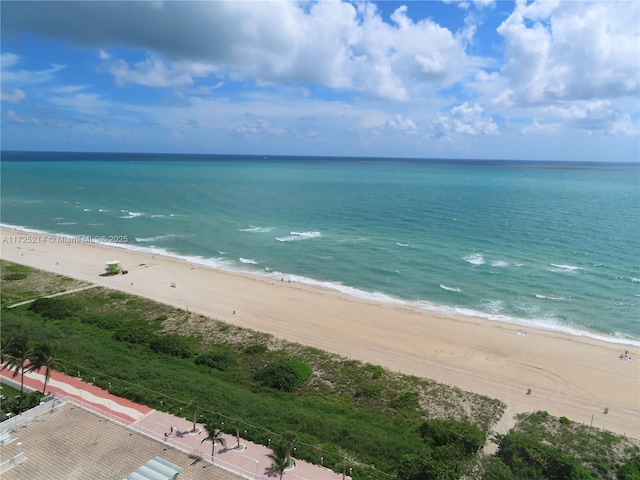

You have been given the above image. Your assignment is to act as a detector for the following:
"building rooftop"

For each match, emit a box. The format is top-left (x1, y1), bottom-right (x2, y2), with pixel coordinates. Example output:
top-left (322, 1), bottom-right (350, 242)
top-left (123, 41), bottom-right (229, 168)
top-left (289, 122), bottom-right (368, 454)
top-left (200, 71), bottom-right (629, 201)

top-left (0, 404), bottom-right (242, 480)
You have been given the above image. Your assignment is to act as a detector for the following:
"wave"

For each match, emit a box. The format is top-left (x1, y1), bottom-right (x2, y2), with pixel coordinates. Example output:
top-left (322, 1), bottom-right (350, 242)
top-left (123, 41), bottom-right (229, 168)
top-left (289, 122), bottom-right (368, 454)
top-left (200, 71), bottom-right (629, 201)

top-left (240, 226), bottom-right (275, 233)
top-left (491, 260), bottom-right (510, 267)
top-left (135, 234), bottom-right (179, 243)
top-left (464, 253), bottom-right (485, 265)
top-left (535, 294), bottom-right (565, 300)
top-left (119, 211), bottom-right (144, 219)
top-left (276, 231), bottom-right (321, 242)
top-left (631, 277), bottom-right (640, 283)
top-left (83, 208), bottom-right (91, 212)
top-left (239, 257), bottom-right (259, 265)
top-left (56, 222), bottom-right (77, 225)
top-left (396, 242), bottom-right (409, 247)
top-left (440, 284), bottom-right (461, 292)
top-left (549, 263), bottom-right (582, 273)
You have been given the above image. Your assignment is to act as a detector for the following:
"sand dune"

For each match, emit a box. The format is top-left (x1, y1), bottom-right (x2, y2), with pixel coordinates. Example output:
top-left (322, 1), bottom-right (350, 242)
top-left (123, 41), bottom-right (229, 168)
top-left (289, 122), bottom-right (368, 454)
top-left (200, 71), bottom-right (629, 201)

top-left (1, 226), bottom-right (638, 438)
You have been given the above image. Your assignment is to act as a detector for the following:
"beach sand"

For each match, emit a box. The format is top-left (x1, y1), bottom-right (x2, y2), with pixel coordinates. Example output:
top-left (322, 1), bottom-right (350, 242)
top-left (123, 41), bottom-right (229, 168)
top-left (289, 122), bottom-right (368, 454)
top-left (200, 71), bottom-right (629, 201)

top-left (1, 226), bottom-right (638, 439)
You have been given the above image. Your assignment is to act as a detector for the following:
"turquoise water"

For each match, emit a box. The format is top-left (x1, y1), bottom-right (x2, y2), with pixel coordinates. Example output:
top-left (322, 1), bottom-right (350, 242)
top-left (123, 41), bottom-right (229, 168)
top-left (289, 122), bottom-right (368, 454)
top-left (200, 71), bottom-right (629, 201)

top-left (2, 152), bottom-right (639, 343)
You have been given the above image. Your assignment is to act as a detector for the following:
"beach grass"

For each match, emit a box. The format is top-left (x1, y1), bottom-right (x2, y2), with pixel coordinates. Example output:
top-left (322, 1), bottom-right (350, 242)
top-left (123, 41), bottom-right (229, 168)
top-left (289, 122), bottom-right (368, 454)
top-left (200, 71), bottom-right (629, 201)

top-left (0, 259), bottom-right (90, 307)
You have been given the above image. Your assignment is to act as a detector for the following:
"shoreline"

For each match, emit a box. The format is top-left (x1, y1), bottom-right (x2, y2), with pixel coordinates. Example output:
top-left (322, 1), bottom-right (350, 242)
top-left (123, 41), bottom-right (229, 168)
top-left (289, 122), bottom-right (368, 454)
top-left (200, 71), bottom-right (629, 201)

top-left (1, 226), bottom-right (639, 439)
top-left (4, 222), bottom-right (637, 347)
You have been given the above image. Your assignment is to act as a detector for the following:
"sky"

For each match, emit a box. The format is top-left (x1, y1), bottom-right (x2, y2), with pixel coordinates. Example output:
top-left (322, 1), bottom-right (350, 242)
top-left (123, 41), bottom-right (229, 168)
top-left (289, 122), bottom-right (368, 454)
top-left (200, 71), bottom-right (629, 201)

top-left (1, 0), bottom-right (639, 162)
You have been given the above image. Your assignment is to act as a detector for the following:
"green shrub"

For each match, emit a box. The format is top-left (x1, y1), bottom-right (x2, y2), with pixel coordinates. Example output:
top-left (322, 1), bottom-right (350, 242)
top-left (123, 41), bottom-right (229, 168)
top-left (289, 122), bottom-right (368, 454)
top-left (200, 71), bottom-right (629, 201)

top-left (80, 315), bottom-right (122, 331)
top-left (618, 455), bottom-right (640, 480)
top-left (497, 432), bottom-right (597, 480)
top-left (391, 391), bottom-right (419, 411)
top-left (244, 343), bottom-right (268, 355)
top-left (29, 297), bottom-right (80, 319)
top-left (559, 416), bottom-right (571, 425)
top-left (3, 272), bottom-right (27, 281)
top-left (114, 325), bottom-right (154, 345)
top-left (150, 334), bottom-right (193, 358)
top-left (419, 418), bottom-right (486, 456)
top-left (195, 350), bottom-right (237, 371)
top-left (254, 358), bottom-right (312, 392)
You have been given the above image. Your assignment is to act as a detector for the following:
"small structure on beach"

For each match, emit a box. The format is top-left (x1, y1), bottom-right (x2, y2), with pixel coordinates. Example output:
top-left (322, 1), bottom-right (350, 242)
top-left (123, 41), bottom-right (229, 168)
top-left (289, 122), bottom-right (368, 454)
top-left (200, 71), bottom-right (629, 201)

top-left (104, 260), bottom-right (121, 275)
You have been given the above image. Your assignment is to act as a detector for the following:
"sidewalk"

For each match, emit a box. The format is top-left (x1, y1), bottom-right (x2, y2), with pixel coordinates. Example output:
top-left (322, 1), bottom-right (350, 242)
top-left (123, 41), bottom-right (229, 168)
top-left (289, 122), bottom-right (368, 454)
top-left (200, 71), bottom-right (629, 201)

top-left (0, 367), bottom-right (350, 480)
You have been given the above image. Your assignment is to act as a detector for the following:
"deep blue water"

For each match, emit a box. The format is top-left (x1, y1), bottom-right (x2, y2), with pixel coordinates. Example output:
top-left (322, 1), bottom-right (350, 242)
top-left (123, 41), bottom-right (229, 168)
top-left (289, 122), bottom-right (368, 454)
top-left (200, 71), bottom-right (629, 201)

top-left (2, 151), bottom-right (639, 343)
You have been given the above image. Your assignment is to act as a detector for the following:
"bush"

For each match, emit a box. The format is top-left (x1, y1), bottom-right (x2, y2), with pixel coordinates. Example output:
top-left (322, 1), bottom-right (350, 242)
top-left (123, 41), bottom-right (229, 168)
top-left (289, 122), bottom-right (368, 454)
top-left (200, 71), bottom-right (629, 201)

top-left (618, 455), bottom-right (640, 480)
top-left (29, 297), bottom-right (81, 319)
top-left (195, 350), bottom-right (237, 371)
top-left (114, 325), bottom-right (154, 345)
top-left (244, 343), bottom-right (268, 355)
top-left (420, 418), bottom-right (486, 456)
top-left (150, 334), bottom-right (193, 358)
top-left (391, 391), bottom-right (419, 411)
top-left (254, 358), bottom-right (312, 392)
top-left (3, 272), bottom-right (27, 281)
top-left (497, 432), bottom-right (597, 480)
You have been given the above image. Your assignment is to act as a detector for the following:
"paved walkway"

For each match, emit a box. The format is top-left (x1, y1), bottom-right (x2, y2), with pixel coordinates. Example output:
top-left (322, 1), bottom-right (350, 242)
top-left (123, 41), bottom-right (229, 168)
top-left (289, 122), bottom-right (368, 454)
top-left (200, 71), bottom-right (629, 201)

top-left (6, 284), bottom-right (98, 309)
top-left (0, 367), bottom-right (350, 480)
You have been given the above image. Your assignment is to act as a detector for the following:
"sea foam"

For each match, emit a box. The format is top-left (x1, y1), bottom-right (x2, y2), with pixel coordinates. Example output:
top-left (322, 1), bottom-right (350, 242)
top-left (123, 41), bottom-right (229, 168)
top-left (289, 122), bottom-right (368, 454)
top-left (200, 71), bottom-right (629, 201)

top-left (276, 231), bottom-right (321, 242)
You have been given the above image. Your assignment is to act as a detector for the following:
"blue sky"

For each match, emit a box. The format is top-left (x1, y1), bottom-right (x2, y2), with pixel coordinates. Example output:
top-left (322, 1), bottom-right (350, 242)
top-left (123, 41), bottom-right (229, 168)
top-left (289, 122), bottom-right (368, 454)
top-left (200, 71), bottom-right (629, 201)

top-left (1, 0), bottom-right (638, 161)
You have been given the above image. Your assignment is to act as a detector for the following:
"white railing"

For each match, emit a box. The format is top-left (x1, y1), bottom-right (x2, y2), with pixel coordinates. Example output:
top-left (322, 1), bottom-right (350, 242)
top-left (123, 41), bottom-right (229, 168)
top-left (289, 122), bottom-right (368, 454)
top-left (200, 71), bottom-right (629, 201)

top-left (0, 397), bottom-right (58, 434)
top-left (0, 452), bottom-right (25, 473)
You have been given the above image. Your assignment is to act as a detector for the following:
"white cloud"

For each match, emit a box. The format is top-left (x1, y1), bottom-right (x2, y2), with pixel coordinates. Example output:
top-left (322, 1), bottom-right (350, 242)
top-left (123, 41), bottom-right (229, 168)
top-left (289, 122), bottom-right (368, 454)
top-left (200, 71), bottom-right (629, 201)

top-left (607, 115), bottom-right (639, 136)
top-left (520, 119), bottom-right (561, 136)
top-left (432, 102), bottom-right (499, 138)
top-left (1, 87), bottom-right (26, 104)
top-left (105, 56), bottom-right (193, 88)
top-left (1, 52), bottom-right (21, 69)
top-left (497, 0), bottom-right (640, 105)
top-left (0, 51), bottom-right (65, 86)
top-left (383, 114), bottom-right (418, 135)
top-left (2, 1), bottom-right (474, 101)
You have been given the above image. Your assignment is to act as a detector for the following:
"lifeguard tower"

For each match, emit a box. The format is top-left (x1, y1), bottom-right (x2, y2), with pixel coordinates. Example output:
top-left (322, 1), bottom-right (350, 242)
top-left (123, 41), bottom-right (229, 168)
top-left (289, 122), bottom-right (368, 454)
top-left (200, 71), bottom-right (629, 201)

top-left (104, 260), bottom-right (121, 275)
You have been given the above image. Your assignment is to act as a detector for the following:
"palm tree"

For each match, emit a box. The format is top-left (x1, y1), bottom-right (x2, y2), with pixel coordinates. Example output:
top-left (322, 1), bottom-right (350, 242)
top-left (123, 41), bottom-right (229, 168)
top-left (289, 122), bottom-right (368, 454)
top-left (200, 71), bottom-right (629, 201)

top-left (29, 342), bottom-right (62, 394)
top-left (201, 424), bottom-right (226, 464)
top-left (187, 399), bottom-right (198, 432)
top-left (266, 440), bottom-right (295, 480)
top-left (1, 336), bottom-right (35, 396)
top-left (0, 335), bottom-right (13, 365)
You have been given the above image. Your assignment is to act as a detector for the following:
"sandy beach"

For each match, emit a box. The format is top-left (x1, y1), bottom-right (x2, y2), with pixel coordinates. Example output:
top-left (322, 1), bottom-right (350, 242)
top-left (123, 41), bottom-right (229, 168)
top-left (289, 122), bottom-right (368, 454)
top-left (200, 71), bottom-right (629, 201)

top-left (1, 226), bottom-right (638, 439)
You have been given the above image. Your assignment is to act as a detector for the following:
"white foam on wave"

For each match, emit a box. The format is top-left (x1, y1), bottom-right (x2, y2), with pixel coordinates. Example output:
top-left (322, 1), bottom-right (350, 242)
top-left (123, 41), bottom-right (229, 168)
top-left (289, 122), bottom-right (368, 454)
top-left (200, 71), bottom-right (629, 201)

top-left (239, 257), bottom-right (259, 265)
top-left (440, 284), bottom-right (461, 292)
top-left (491, 260), bottom-right (510, 267)
top-left (83, 208), bottom-right (91, 212)
top-left (119, 211), bottom-right (143, 219)
top-left (135, 234), bottom-right (179, 243)
top-left (631, 277), bottom-right (640, 283)
top-left (99, 209), bottom-right (109, 213)
top-left (57, 222), bottom-right (77, 225)
top-left (396, 242), bottom-right (409, 247)
top-left (276, 231), bottom-right (321, 242)
top-left (535, 293), bottom-right (565, 300)
top-left (464, 253), bottom-right (485, 265)
top-left (549, 263), bottom-right (582, 273)
top-left (240, 226), bottom-right (275, 233)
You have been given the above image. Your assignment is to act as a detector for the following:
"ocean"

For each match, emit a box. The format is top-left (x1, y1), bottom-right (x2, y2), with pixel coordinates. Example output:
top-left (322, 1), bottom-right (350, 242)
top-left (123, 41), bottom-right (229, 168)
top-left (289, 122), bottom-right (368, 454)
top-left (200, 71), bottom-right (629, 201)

top-left (2, 151), bottom-right (639, 344)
